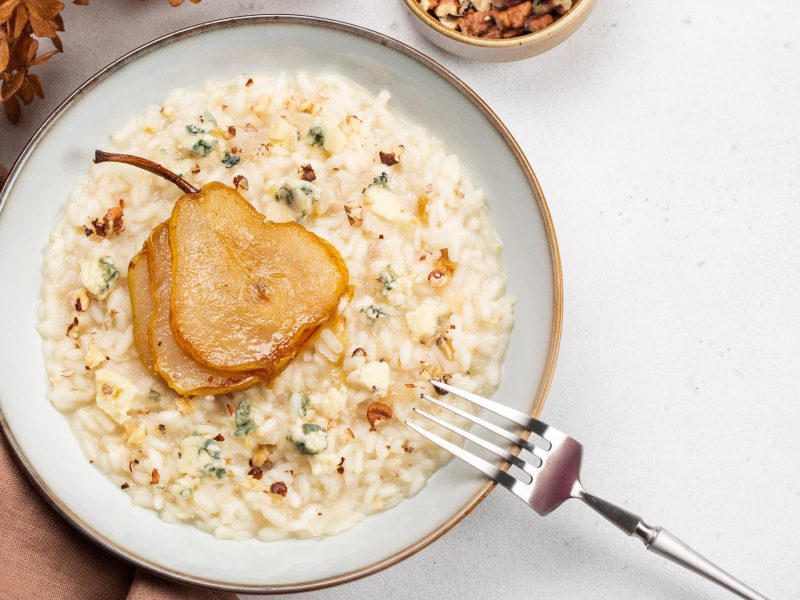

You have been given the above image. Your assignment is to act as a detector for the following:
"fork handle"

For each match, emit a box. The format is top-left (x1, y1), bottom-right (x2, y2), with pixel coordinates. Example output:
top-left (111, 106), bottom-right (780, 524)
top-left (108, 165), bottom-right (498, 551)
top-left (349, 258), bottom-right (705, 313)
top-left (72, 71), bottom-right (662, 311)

top-left (578, 491), bottom-right (769, 600)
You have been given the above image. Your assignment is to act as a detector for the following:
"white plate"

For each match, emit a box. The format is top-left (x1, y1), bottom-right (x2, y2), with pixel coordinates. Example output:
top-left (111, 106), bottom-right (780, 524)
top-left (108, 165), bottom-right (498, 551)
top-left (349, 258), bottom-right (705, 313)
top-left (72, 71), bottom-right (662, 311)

top-left (0, 16), bottom-right (562, 593)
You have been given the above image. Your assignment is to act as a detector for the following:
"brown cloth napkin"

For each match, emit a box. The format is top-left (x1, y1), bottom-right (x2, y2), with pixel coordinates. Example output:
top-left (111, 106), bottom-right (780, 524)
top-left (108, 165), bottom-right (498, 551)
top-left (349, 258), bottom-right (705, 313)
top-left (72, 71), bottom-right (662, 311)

top-left (0, 165), bottom-right (236, 600)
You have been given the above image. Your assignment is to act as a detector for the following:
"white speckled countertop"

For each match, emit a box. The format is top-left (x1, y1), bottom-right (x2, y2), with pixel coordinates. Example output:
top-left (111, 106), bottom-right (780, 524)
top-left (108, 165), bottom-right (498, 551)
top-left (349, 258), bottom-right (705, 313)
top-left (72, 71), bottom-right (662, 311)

top-left (2, 2), bottom-right (798, 599)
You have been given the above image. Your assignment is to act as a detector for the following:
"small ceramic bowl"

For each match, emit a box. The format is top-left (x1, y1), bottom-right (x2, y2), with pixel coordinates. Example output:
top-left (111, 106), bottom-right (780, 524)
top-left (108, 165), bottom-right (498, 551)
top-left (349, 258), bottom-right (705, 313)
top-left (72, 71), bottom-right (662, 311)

top-left (402, 0), bottom-right (596, 61)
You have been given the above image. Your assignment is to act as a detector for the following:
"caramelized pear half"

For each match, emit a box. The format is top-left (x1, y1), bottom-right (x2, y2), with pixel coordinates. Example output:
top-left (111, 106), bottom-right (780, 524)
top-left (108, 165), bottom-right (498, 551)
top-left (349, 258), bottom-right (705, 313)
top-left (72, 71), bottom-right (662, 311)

top-left (169, 183), bottom-right (349, 376)
top-left (128, 249), bottom-right (155, 374)
top-left (146, 222), bottom-right (261, 395)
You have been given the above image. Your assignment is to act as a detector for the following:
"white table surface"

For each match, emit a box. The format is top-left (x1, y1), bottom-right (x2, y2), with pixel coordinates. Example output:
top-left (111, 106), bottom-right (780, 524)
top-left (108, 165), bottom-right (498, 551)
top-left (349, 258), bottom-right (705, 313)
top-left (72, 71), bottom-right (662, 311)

top-left (2, 2), bottom-right (798, 599)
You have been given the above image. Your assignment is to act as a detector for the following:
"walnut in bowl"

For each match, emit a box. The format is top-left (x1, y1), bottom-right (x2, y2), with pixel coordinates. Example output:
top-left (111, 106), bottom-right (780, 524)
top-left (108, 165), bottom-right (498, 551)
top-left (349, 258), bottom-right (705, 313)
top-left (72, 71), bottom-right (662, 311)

top-left (402, 0), bottom-right (596, 61)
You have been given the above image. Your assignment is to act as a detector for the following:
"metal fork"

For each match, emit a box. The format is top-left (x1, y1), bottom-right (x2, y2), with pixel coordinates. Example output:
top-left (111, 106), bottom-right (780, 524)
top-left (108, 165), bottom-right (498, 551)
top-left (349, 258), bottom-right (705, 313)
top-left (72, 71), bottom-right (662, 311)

top-left (406, 380), bottom-right (769, 600)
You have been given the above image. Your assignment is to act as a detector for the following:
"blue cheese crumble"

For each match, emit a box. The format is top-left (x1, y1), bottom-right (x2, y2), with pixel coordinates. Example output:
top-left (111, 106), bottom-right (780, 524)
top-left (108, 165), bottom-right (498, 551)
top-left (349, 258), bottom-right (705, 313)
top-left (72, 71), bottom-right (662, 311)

top-left (234, 399), bottom-right (256, 436)
top-left (79, 256), bottom-right (119, 299)
top-left (178, 427), bottom-right (228, 479)
top-left (288, 423), bottom-right (328, 455)
top-left (305, 118), bottom-right (347, 154)
top-left (274, 179), bottom-right (321, 222)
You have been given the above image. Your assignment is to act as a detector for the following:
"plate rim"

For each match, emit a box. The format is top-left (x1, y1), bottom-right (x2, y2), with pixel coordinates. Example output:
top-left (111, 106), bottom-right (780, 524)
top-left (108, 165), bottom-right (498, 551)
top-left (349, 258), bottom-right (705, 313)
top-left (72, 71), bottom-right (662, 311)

top-left (0, 14), bottom-right (563, 594)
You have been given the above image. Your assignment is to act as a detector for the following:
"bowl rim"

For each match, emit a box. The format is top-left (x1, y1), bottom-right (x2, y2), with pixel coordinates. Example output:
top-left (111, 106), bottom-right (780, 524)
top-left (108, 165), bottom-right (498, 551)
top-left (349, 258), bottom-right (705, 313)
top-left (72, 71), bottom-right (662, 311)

top-left (401, 0), bottom-right (591, 48)
top-left (0, 14), bottom-right (563, 594)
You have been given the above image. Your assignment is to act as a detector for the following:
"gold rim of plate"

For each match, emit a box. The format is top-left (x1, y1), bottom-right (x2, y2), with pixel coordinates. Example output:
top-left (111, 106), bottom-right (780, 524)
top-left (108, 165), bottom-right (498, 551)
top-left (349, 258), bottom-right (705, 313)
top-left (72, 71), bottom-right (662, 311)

top-left (401, 0), bottom-right (592, 48)
top-left (0, 14), bottom-right (564, 594)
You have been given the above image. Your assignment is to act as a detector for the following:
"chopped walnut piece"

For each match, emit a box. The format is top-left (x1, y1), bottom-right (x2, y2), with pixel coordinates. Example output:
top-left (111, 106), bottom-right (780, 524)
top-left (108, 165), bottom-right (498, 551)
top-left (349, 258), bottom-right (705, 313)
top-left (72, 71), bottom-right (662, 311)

top-left (436, 249), bottom-right (456, 276)
top-left (525, 12), bottom-right (554, 31)
top-left (121, 482), bottom-right (130, 490)
top-left (214, 433), bottom-right (225, 442)
top-left (83, 344), bottom-right (107, 370)
top-left (89, 217), bottom-right (106, 237)
top-left (418, 360), bottom-right (445, 381)
top-left (66, 317), bottom-right (79, 339)
top-left (269, 481), bottom-right (288, 496)
top-left (233, 174), bottom-right (249, 191)
top-left (491, 1), bottom-right (532, 29)
top-left (428, 249), bottom-right (456, 287)
top-left (367, 402), bottom-right (393, 428)
top-left (248, 465), bottom-right (264, 480)
top-left (68, 288), bottom-right (90, 312)
top-left (434, 0), bottom-right (461, 18)
top-left (245, 78), bottom-right (254, 87)
top-left (426, 0), bottom-right (563, 38)
top-left (351, 347), bottom-right (367, 357)
top-left (502, 27), bottom-right (525, 38)
top-left (104, 207), bottom-right (124, 235)
top-left (85, 205), bottom-right (124, 238)
top-left (224, 125), bottom-right (236, 140)
top-left (251, 444), bottom-right (273, 467)
top-left (176, 397), bottom-right (195, 415)
top-left (434, 333), bottom-right (455, 360)
top-left (458, 10), bottom-right (493, 36)
top-left (300, 163), bottom-right (316, 182)
top-left (344, 202), bottom-right (364, 227)
top-left (428, 270), bottom-right (446, 287)
top-left (534, 0), bottom-right (571, 15)
top-left (379, 151), bottom-right (398, 166)
top-left (150, 468), bottom-right (160, 485)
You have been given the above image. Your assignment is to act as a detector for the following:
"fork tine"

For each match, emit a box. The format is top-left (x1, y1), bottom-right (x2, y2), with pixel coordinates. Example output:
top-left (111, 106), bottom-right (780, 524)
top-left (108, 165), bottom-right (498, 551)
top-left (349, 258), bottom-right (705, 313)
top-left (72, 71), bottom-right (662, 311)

top-left (405, 419), bottom-right (521, 490)
top-left (421, 394), bottom-right (539, 458)
top-left (412, 407), bottom-right (536, 476)
top-left (431, 380), bottom-right (557, 444)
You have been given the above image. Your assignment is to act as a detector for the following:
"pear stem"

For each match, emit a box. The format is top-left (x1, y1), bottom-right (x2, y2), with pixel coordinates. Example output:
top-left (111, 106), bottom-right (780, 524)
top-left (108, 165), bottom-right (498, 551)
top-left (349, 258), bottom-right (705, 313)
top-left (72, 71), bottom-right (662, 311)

top-left (93, 150), bottom-right (199, 195)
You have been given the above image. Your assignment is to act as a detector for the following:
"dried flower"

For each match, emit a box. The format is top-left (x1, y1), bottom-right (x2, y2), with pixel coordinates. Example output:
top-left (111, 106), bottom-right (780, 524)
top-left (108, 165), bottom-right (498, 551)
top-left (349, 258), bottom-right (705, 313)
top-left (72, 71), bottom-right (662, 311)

top-left (1, 0), bottom-right (198, 123)
top-left (0, 0), bottom-right (69, 122)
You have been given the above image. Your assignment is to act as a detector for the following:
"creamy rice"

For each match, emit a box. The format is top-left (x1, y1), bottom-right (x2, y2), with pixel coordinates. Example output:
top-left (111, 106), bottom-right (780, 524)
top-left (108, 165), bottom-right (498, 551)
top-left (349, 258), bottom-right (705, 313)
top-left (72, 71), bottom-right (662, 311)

top-left (38, 73), bottom-right (515, 540)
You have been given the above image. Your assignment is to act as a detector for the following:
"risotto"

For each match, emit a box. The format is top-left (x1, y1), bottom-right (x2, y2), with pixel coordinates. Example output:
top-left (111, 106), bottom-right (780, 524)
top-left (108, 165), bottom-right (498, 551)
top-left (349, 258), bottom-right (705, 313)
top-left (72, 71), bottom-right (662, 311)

top-left (37, 73), bottom-right (515, 540)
